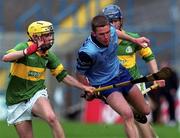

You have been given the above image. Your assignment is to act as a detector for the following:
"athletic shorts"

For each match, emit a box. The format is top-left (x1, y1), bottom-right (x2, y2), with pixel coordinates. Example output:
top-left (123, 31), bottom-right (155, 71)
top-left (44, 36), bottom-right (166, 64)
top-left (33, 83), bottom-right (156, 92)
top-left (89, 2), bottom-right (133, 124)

top-left (135, 75), bottom-right (146, 92)
top-left (7, 89), bottom-right (48, 125)
top-left (93, 68), bottom-right (133, 97)
top-left (136, 82), bottom-right (146, 92)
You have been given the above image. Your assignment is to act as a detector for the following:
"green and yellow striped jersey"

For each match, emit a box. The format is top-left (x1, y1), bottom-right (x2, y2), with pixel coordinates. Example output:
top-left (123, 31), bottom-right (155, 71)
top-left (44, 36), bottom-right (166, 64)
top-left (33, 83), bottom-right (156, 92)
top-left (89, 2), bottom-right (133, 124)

top-left (117, 31), bottom-right (155, 79)
top-left (6, 42), bottom-right (68, 105)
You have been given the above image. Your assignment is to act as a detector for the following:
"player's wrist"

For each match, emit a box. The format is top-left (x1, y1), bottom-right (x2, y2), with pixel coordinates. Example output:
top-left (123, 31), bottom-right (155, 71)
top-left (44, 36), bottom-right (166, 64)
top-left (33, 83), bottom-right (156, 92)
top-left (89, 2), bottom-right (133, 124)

top-left (24, 43), bottom-right (38, 55)
top-left (131, 38), bottom-right (138, 44)
top-left (82, 85), bottom-right (87, 91)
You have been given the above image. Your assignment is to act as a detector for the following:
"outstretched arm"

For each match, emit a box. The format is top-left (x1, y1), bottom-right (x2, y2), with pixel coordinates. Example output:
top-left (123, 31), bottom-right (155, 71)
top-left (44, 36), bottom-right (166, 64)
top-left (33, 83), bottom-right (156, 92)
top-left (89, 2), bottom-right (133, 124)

top-left (147, 59), bottom-right (158, 73)
top-left (2, 43), bottom-right (39, 62)
top-left (2, 39), bottom-right (44, 62)
top-left (116, 29), bottom-right (150, 47)
top-left (76, 72), bottom-right (90, 86)
top-left (62, 74), bottom-right (94, 93)
top-left (2, 50), bottom-right (26, 62)
top-left (147, 59), bottom-right (165, 87)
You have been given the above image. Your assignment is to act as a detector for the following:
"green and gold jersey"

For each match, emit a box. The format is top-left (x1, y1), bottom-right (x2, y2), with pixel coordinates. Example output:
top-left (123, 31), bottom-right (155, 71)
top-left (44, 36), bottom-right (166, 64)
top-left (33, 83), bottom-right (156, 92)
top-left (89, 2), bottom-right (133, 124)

top-left (117, 31), bottom-right (155, 79)
top-left (6, 42), bottom-right (68, 105)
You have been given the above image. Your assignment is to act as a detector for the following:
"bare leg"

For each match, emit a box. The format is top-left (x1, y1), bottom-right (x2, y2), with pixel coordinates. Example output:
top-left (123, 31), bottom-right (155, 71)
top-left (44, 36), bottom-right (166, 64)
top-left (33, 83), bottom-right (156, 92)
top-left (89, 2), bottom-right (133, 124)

top-left (125, 85), bottom-right (157, 138)
top-left (15, 120), bottom-right (33, 138)
top-left (135, 96), bottom-right (158, 138)
top-left (32, 97), bottom-right (65, 138)
top-left (125, 85), bottom-right (151, 115)
top-left (135, 121), bottom-right (158, 138)
top-left (106, 91), bottom-right (139, 138)
top-left (135, 95), bottom-right (159, 138)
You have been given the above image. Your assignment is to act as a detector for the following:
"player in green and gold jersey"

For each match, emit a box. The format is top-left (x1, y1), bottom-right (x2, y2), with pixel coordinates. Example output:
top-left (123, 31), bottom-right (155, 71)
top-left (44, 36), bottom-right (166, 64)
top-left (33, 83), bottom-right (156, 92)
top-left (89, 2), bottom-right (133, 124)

top-left (103, 5), bottom-right (165, 138)
top-left (2, 20), bottom-right (95, 138)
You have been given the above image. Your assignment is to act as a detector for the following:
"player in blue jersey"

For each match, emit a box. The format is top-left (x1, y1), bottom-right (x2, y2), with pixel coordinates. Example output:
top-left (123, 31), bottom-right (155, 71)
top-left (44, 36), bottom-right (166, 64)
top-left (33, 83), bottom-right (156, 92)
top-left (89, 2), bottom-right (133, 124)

top-left (102, 4), bottom-right (165, 138)
top-left (76, 15), bottom-right (151, 138)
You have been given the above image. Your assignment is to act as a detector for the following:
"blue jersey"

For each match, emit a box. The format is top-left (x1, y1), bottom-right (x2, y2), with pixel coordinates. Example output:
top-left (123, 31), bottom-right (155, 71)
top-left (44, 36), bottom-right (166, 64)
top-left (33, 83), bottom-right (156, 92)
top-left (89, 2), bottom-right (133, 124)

top-left (77, 26), bottom-right (126, 85)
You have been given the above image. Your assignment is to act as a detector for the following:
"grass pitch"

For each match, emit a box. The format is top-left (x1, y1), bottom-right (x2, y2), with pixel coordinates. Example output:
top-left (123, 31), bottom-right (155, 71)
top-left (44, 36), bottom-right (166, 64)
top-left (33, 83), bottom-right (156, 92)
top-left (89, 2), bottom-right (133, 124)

top-left (0, 119), bottom-right (179, 138)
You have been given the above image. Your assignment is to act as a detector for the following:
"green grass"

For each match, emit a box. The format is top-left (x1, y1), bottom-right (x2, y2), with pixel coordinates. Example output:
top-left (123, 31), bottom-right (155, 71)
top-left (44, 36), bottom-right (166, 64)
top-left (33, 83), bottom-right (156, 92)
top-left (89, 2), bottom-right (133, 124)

top-left (0, 119), bottom-right (179, 138)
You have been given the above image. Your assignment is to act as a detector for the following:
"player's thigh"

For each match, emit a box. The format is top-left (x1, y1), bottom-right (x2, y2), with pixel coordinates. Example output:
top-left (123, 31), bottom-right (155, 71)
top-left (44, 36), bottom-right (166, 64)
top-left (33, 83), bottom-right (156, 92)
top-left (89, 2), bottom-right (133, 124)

top-left (15, 120), bottom-right (33, 138)
top-left (106, 91), bottom-right (133, 118)
top-left (32, 97), bottom-right (56, 121)
top-left (126, 85), bottom-right (150, 114)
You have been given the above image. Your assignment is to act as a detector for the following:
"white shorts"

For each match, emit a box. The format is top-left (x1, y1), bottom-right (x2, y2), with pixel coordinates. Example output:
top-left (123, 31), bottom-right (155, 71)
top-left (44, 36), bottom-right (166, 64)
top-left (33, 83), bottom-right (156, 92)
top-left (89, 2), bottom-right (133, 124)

top-left (7, 89), bottom-right (48, 125)
top-left (136, 82), bottom-right (146, 92)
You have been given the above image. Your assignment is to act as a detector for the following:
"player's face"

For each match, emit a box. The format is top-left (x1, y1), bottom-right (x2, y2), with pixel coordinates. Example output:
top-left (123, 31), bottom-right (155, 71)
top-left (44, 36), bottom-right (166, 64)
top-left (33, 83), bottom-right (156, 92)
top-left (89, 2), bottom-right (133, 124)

top-left (40, 32), bottom-right (54, 45)
top-left (33, 32), bottom-right (54, 45)
top-left (33, 32), bottom-right (54, 51)
top-left (93, 25), bottom-right (111, 46)
top-left (111, 19), bottom-right (122, 30)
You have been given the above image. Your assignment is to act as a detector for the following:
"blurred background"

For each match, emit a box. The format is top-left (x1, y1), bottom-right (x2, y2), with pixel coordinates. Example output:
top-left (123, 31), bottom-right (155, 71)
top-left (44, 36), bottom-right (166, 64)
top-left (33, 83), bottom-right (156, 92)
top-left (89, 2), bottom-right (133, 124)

top-left (0, 0), bottom-right (180, 131)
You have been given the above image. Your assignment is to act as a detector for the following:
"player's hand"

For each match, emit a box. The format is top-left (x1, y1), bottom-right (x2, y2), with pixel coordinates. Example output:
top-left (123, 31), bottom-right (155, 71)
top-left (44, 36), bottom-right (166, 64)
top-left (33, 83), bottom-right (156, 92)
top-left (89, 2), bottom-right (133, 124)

top-left (83, 85), bottom-right (96, 93)
top-left (154, 80), bottom-right (165, 87)
top-left (81, 85), bottom-right (96, 100)
top-left (35, 37), bottom-right (52, 52)
top-left (134, 37), bottom-right (150, 48)
top-left (23, 38), bottom-right (45, 55)
top-left (81, 92), bottom-right (95, 101)
top-left (23, 43), bottom-right (38, 55)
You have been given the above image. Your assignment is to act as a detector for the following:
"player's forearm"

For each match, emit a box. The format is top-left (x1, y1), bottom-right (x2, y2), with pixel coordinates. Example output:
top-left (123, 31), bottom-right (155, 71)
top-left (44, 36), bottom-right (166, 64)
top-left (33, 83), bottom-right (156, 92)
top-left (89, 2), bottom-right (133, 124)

top-left (117, 30), bottom-right (150, 47)
top-left (62, 74), bottom-right (88, 91)
top-left (117, 30), bottom-right (135, 42)
top-left (76, 72), bottom-right (89, 85)
top-left (147, 59), bottom-right (158, 73)
top-left (148, 59), bottom-right (166, 87)
top-left (2, 50), bottom-right (25, 62)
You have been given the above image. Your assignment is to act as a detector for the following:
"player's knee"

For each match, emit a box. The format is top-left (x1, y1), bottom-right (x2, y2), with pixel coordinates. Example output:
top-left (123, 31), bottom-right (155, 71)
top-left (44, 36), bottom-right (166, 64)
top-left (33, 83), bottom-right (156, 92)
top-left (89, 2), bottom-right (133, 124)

top-left (122, 110), bottom-right (134, 121)
top-left (46, 113), bottom-right (58, 126)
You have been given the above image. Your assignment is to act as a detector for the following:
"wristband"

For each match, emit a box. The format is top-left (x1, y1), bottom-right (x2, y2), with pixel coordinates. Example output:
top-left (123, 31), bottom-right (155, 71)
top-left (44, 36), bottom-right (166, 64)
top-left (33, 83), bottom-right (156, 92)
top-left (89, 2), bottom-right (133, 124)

top-left (25, 43), bottom-right (38, 55)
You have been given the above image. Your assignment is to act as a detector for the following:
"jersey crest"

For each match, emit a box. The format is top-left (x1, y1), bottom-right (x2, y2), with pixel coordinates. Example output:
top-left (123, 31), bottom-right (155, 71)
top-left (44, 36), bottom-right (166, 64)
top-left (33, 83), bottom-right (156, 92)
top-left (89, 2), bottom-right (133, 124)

top-left (125, 46), bottom-right (133, 53)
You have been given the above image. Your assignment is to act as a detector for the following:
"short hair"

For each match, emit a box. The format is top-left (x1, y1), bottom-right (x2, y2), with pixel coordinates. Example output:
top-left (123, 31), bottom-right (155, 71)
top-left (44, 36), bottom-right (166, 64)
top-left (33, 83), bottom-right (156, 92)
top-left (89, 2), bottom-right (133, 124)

top-left (91, 15), bottom-right (110, 32)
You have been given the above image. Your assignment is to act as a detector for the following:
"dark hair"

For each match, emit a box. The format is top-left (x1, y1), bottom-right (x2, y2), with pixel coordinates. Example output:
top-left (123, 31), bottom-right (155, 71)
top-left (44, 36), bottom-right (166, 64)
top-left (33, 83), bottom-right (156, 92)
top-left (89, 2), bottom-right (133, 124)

top-left (91, 15), bottom-right (110, 32)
